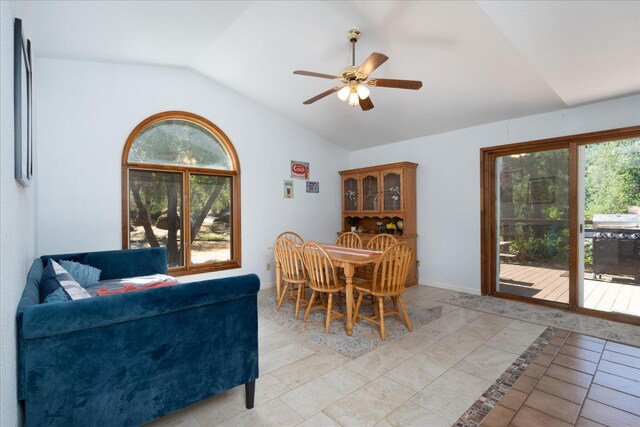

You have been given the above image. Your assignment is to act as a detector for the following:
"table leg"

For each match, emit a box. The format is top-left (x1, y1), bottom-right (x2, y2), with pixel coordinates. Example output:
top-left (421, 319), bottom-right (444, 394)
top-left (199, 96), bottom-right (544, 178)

top-left (343, 263), bottom-right (355, 336)
top-left (275, 260), bottom-right (282, 303)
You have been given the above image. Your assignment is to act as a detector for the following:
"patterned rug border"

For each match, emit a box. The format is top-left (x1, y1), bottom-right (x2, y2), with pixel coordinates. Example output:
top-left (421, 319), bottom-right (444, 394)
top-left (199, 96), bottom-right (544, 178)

top-left (440, 293), bottom-right (640, 348)
top-left (453, 326), bottom-right (557, 427)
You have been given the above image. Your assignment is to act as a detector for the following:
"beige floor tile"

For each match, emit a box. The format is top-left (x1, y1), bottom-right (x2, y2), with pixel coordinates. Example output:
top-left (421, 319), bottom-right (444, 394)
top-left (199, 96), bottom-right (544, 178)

top-left (144, 410), bottom-right (199, 427)
top-left (280, 366), bottom-right (368, 419)
top-left (218, 398), bottom-right (303, 427)
top-left (390, 326), bottom-right (448, 353)
top-left (297, 412), bottom-right (341, 427)
top-left (424, 307), bottom-right (486, 335)
top-left (411, 369), bottom-right (492, 424)
top-left (380, 401), bottom-right (450, 427)
top-left (188, 374), bottom-right (289, 426)
top-left (454, 345), bottom-right (518, 382)
top-left (260, 342), bottom-right (316, 374)
top-left (344, 342), bottom-right (415, 380)
top-left (384, 351), bottom-right (458, 392)
top-left (271, 351), bottom-right (350, 389)
top-left (456, 313), bottom-right (512, 340)
top-left (260, 331), bottom-right (300, 354)
top-left (258, 319), bottom-right (281, 338)
top-left (428, 329), bottom-right (486, 361)
top-left (484, 321), bottom-right (546, 355)
top-left (324, 376), bottom-right (415, 427)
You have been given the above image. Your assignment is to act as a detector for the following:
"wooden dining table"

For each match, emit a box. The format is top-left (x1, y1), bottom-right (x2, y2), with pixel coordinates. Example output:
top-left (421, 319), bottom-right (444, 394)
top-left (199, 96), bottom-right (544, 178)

top-left (320, 244), bottom-right (382, 335)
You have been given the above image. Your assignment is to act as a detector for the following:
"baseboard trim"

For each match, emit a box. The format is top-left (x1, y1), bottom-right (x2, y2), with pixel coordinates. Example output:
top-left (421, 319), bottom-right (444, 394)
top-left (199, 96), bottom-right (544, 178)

top-left (419, 280), bottom-right (481, 296)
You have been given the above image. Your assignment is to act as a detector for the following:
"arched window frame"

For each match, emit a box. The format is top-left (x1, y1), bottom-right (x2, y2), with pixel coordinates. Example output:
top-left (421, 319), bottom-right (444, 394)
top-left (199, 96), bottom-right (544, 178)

top-left (122, 111), bottom-right (241, 275)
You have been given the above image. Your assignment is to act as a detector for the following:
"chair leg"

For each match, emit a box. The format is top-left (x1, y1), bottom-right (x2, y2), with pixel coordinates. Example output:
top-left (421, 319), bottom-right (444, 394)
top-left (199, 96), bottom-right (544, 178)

top-left (398, 295), bottom-right (413, 332)
top-left (318, 292), bottom-right (326, 307)
top-left (303, 291), bottom-right (317, 322)
top-left (378, 296), bottom-right (386, 340)
top-left (392, 296), bottom-right (399, 313)
top-left (337, 290), bottom-right (343, 310)
top-left (295, 283), bottom-right (304, 319)
top-left (276, 283), bottom-right (289, 310)
top-left (354, 291), bottom-right (364, 323)
top-left (325, 293), bottom-right (333, 333)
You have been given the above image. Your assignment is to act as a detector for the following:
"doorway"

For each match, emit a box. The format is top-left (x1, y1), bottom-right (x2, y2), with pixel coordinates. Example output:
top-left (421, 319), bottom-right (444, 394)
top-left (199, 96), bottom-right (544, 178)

top-left (481, 126), bottom-right (640, 325)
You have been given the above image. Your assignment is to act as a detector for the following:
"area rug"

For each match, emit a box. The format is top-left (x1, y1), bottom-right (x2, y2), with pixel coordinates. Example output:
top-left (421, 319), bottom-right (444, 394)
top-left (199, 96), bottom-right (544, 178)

top-left (441, 293), bottom-right (640, 347)
top-left (258, 292), bottom-right (443, 359)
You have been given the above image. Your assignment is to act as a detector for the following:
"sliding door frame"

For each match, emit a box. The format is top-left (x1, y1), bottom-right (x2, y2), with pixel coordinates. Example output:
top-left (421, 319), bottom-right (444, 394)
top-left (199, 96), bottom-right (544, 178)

top-left (480, 125), bottom-right (640, 326)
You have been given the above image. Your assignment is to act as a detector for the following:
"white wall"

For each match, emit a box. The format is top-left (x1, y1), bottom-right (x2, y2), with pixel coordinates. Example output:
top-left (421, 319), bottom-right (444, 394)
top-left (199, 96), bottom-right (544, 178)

top-left (36, 58), bottom-right (349, 285)
top-left (350, 94), bottom-right (640, 295)
top-left (0, 3), bottom-right (38, 426)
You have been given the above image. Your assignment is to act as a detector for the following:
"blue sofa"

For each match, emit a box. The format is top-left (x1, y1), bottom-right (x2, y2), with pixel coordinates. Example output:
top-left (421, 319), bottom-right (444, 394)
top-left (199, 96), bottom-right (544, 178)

top-left (16, 247), bottom-right (259, 427)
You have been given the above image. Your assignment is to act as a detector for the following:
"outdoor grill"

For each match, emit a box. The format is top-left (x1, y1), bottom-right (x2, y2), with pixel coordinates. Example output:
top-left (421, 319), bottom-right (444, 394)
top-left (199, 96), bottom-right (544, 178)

top-left (589, 214), bottom-right (640, 281)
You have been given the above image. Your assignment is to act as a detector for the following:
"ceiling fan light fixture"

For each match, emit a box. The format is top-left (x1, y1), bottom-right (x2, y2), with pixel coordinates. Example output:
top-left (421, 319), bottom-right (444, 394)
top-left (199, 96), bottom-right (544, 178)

top-left (348, 91), bottom-right (360, 106)
top-left (337, 85), bottom-right (351, 101)
top-left (356, 84), bottom-right (370, 99)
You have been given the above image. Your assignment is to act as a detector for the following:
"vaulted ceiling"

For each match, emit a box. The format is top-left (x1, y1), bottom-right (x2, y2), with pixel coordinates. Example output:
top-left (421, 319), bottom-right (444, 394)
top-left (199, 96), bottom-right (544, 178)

top-left (13, 1), bottom-right (640, 150)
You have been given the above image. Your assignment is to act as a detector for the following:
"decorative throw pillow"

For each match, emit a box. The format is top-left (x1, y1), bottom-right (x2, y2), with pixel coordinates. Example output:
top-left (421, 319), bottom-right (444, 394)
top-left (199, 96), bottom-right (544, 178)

top-left (59, 260), bottom-right (101, 288)
top-left (39, 260), bottom-right (91, 303)
top-left (40, 261), bottom-right (64, 303)
top-left (43, 287), bottom-right (70, 304)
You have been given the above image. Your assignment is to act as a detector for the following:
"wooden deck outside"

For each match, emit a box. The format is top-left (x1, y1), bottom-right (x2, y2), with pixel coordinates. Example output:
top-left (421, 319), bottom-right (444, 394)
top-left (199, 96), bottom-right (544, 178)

top-left (498, 263), bottom-right (640, 317)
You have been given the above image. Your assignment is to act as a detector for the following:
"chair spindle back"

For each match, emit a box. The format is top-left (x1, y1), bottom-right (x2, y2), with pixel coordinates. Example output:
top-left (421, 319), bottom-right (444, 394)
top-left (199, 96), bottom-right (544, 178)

top-left (276, 231), bottom-right (304, 246)
top-left (336, 232), bottom-right (362, 249)
top-left (301, 241), bottom-right (341, 292)
top-left (371, 243), bottom-right (413, 295)
top-left (274, 238), bottom-right (306, 281)
top-left (367, 234), bottom-right (398, 251)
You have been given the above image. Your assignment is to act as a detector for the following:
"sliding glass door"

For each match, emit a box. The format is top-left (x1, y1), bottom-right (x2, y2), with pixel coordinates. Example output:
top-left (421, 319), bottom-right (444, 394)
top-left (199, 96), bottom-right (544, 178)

top-left (578, 137), bottom-right (640, 316)
top-left (495, 149), bottom-right (570, 304)
top-left (481, 126), bottom-right (640, 324)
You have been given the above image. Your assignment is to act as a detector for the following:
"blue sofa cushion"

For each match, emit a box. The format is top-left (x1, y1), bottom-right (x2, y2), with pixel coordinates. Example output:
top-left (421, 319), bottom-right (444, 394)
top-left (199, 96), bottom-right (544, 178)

top-left (44, 288), bottom-right (70, 304)
top-left (59, 260), bottom-right (101, 288)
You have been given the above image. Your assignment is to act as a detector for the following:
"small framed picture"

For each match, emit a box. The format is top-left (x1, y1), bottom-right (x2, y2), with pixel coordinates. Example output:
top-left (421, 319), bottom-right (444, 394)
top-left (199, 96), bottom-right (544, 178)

top-left (291, 161), bottom-right (309, 180)
top-left (528, 177), bottom-right (555, 204)
top-left (284, 180), bottom-right (294, 198)
top-left (14, 18), bottom-right (33, 187)
top-left (306, 181), bottom-right (319, 193)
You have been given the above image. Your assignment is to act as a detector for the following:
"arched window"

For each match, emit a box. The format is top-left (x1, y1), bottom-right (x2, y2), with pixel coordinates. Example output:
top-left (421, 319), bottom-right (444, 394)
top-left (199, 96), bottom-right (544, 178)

top-left (122, 111), bottom-right (241, 275)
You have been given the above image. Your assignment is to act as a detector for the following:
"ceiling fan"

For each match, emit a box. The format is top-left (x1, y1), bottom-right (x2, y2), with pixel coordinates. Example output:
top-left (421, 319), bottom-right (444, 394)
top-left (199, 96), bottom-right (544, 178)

top-left (293, 29), bottom-right (423, 111)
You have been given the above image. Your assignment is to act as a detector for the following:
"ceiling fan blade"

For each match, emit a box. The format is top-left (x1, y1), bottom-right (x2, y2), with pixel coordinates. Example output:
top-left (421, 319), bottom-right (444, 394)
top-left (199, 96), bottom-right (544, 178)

top-left (303, 87), bottom-right (341, 105)
top-left (357, 52), bottom-right (389, 77)
top-left (293, 70), bottom-right (339, 80)
top-left (367, 78), bottom-right (423, 90)
top-left (359, 96), bottom-right (374, 111)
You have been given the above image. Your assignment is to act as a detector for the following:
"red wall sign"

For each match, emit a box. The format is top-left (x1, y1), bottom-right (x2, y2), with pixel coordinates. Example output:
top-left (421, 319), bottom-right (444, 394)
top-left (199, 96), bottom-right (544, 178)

top-left (291, 161), bottom-right (309, 180)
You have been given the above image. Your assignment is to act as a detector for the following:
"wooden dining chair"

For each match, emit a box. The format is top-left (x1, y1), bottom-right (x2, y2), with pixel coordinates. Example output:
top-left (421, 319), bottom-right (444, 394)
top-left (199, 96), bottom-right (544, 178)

top-left (356, 234), bottom-right (400, 280)
top-left (336, 232), bottom-right (362, 249)
top-left (353, 242), bottom-right (413, 340)
top-left (276, 231), bottom-right (304, 245)
top-left (367, 234), bottom-right (398, 251)
top-left (300, 241), bottom-right (346, 333)
top-left (273, 237), bottom-right (308, 318)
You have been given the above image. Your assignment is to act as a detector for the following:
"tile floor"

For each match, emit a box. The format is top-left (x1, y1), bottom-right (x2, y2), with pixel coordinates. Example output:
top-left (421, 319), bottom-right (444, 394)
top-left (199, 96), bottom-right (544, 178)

top-left (481, 330), bottom-right (640, 427)
top-left (145, 285), bottom-right (639, 427)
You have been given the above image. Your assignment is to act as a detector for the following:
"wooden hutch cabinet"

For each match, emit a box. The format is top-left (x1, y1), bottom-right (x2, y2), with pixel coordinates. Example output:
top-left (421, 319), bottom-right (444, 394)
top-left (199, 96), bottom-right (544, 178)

top-left (339, 162), bottom-right (418, 285)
